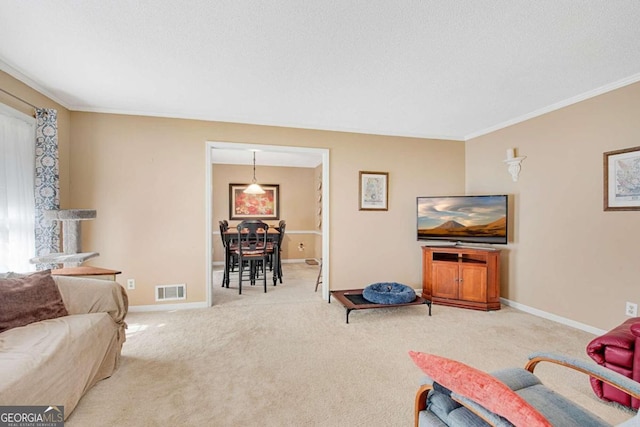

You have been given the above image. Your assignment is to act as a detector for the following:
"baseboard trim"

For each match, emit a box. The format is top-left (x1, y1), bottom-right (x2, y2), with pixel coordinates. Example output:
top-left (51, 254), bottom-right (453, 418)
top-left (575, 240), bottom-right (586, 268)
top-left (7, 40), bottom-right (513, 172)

top-left (128, 301), bottom-right (208, 312)
top-left (128, 285), bottom-right (607, 335)
top-left (500, 298), bottom-right (607, 336)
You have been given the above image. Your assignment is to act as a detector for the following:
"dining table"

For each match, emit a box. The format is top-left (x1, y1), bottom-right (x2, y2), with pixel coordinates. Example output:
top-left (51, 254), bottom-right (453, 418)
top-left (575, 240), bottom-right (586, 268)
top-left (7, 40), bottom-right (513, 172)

top-left (221, 227), bottom-right (281, 288)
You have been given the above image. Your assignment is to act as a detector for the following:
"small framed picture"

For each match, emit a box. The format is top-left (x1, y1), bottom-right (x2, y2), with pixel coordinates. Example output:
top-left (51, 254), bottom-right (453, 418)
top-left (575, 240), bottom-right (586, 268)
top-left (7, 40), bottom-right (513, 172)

top-left (359, 171), bottom-right (389, 211)
top-left (229, 184), bottom-right (280, 219)
top-left (604, 146), bottom-right (640, 211)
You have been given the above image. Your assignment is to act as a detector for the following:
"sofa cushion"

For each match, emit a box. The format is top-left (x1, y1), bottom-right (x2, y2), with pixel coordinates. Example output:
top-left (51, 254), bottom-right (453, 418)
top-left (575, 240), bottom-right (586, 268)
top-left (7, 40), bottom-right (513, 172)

top-left (409, 351), bottom-right (552, 427)
top-left (0, 270), bottom-right (68, 333)
top-left (0, 312), bottom-right (119, 417)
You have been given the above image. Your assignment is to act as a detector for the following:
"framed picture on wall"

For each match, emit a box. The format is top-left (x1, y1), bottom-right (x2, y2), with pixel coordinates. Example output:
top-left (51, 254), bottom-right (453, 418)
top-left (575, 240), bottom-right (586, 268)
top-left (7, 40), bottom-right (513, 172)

top-left (229, 184), bottom-right (280, 219)
top-left (359, 171), bottom-right (389, 211)
top-left (604, 146), bottom-right (640, 211)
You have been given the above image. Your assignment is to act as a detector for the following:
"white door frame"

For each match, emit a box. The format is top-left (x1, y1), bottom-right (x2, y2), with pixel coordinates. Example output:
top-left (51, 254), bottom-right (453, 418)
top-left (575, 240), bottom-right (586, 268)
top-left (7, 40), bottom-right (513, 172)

top-left (205, 141), bottom-right (330, 306)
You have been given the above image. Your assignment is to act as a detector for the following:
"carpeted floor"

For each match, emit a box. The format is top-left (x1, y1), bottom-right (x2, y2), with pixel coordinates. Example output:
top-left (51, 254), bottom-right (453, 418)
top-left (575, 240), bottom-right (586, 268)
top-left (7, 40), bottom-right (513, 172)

top-left (66, 263), bottom-right (634, 426)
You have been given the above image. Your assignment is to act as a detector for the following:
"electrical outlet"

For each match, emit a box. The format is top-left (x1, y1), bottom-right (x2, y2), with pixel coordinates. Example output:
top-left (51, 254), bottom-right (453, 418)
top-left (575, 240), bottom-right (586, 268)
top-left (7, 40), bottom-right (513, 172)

top-left (625, 302), bottom-right (637, 317)
top-left (298, 243), bottom-right (304, 252)
top-left (127, 279), bottom-right (135, 290)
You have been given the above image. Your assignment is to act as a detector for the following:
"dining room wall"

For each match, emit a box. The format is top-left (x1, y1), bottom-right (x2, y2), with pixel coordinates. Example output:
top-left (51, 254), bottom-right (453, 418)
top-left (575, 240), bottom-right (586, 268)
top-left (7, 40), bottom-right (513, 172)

top-left (211, 163), bottom-right (317, 263)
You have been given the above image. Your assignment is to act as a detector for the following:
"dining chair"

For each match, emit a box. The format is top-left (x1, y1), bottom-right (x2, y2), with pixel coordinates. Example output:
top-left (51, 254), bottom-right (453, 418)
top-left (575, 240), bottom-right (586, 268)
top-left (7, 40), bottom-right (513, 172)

top-left (263, 221), bottom-right (284, 274)
top-left (273, 221), bottom-right (285, 283)
top-left (235, 220), bottom-right (271, 294)
top-left (218, 221), bottom-right (238, 288)
top-left (223, 220), bottom-right (238, 251)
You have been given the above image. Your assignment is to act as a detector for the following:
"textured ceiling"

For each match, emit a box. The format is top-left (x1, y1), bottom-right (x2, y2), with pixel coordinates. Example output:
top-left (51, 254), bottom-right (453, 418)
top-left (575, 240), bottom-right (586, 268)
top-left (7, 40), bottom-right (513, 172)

top-left (1, 1), bottom-right (640, 140)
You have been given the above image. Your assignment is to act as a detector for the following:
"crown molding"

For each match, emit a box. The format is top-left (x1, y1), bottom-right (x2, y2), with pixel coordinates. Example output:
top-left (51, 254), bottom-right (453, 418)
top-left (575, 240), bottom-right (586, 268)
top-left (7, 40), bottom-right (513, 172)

top-left (70, 105), bottom-right (466, 141)
top-left (4, 54), bottom-right (639, 142)
top-left (465, 73), bottom-right (640, 141)
top-left (0, 59), bottom-right (71, 109)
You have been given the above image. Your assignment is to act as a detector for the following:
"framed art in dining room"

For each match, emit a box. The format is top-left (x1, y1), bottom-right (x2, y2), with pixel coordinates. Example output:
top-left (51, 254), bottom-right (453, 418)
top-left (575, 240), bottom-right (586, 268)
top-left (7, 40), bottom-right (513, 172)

top-left (604, 146), bottom-right (640, 211)
top-left (359, 171), bottom-right (389, 211)
top-left (229, 184), bottom-right (280, 220)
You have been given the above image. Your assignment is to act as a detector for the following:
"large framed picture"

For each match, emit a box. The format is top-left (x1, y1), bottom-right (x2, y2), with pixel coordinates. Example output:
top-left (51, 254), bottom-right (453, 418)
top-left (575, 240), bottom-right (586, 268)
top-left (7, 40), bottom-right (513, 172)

top-left (229, 184), bottom-right (280, 220)
top-left (604, 146), bottom-right (640, 211)
top-left (359, 171), bottom-right (389, 211)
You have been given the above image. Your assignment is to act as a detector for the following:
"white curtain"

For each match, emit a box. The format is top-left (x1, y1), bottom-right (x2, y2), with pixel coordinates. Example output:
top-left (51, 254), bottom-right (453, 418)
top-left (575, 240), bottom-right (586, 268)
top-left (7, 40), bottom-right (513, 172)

top-left (0, 105), bottom-right (36, 273)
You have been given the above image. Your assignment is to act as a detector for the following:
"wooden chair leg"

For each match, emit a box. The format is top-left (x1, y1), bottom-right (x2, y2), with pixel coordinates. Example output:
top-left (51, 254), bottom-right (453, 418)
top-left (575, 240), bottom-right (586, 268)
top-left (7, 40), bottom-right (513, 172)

top-left (263, 260), bottom-right (268, 293)
top-left (238, 258), bottom-right (243, 295)
top-left (314, 259), bottom-right (323, 292)
top-left (252, 260), bottom-right (256, 281)
top-left (222, 251), bottom-right (228, 287)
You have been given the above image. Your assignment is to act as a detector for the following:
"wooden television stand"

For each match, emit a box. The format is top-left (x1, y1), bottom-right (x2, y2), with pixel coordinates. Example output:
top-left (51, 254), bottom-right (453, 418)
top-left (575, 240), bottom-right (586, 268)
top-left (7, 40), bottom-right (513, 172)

top-left (422, 246), bottom-right (501, 311)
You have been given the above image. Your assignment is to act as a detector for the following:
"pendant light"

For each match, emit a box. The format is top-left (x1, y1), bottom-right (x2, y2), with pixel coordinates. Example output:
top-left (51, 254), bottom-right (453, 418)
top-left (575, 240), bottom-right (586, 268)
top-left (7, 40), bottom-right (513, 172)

top-left (243, 151), bottom-right (265, 194)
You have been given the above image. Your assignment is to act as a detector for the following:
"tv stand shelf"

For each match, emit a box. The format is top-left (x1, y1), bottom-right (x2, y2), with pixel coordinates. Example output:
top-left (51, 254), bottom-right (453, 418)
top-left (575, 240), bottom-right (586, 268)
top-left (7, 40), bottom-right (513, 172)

top-left (422, 246), bottom-right (501, 311)
top-left (432, 252), bottom-right (488, 264)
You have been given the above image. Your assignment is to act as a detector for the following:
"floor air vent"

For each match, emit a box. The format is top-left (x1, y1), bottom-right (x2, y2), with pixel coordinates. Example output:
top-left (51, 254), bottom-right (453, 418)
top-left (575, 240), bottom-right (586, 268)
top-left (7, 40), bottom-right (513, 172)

top-left (155, 284), bottom-right (186, 301)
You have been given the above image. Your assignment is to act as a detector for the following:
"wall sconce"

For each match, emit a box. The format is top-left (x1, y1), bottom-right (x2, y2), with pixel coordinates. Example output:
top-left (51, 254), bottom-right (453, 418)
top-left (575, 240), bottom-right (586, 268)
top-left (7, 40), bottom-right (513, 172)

top-left (503, 148), bottom-right (526, 182)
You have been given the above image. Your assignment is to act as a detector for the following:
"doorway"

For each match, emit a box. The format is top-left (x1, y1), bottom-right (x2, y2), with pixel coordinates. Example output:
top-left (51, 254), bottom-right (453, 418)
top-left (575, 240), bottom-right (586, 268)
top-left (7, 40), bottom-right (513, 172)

top-left (205, 141), bottom-right (329, 306)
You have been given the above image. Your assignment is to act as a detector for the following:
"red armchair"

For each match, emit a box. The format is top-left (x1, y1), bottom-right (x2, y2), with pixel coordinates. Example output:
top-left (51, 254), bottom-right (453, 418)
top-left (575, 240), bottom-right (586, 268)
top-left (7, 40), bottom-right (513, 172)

top-left (586, 317), bottom-right (640, 409)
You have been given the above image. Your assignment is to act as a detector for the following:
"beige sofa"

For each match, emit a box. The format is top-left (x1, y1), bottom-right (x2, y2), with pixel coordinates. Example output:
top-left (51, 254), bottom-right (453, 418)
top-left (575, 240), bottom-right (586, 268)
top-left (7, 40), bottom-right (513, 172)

top-left (0, 274), bottom-right (128, 419)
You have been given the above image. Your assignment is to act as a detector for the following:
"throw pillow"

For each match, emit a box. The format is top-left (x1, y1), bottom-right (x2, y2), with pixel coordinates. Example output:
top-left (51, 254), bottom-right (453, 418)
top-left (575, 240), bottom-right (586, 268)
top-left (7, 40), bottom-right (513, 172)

top-left (0, 270), bottom-right (69, 333)
top-left (409, 351), bottom-right (551, 427)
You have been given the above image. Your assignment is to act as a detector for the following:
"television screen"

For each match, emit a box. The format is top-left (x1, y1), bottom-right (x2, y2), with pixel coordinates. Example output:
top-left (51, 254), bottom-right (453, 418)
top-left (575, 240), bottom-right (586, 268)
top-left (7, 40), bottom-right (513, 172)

top-left (417, 195), bottom-right (508, 244)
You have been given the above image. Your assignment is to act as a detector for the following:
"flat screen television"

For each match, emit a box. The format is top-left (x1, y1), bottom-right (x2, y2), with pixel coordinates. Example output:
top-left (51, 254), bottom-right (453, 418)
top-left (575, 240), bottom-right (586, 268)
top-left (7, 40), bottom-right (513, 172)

top-left (417, 195), bottom-right (508, 245)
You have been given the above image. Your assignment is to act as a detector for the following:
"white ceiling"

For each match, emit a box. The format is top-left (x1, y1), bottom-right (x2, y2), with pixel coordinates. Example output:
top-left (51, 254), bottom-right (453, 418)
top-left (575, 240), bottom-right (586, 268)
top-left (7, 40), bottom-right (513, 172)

top-left (1, 1), bottom-right (640, 142)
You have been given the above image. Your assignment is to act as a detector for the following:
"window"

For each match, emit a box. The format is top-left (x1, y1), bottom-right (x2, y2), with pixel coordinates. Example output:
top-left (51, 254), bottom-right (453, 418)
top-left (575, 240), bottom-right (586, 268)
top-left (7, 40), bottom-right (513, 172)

top-left (0, 104), bottom-right (36, 273)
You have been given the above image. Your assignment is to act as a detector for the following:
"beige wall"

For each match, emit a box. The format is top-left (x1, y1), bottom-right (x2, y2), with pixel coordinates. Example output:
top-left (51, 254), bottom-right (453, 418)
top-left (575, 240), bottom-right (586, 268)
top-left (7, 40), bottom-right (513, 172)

top-left (466, 81), bottom-right (640, 331)
top-left (0, 71), bottom-right (71, 208)
top-left (67, 112), bottom-right (465, 306)
top-left (7, 66), bottom-right (635, 331)
top-left (211, 163), bottom-right (317, 262)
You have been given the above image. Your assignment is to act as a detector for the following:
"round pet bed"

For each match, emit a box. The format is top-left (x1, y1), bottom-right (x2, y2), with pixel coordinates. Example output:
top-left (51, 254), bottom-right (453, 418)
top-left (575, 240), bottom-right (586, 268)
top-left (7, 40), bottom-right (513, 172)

top-left (362, 282), bottom-right (416, 305)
